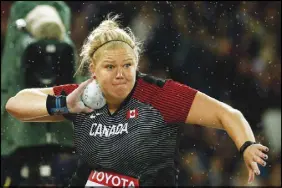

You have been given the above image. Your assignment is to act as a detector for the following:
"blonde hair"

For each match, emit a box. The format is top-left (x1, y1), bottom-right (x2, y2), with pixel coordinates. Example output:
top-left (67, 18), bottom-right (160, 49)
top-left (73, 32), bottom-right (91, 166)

top-left (25, 5), bottom-right (66, 41)
top-left (75, 13), bottom-right (143, 76)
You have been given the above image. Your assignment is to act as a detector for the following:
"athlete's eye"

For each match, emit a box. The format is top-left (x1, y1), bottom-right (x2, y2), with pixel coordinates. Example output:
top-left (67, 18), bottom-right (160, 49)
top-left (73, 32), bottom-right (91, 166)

top-left (124, 63), bottom-right (132, 68)
top-left (106, 64), bottom-right (114, 70)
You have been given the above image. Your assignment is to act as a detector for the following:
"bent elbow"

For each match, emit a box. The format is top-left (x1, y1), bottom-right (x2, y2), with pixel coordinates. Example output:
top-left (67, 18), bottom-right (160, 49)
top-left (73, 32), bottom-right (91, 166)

top-left (6, 97), bottom-right (15, 114)
top-left (228, 108), bottom-right (243, 117)
top-left (220, 102), bottom-right (242, 117)
top-left (5, 97), bottom-right (23, 121)
top-left (219, 106), bottom-right (244, 127)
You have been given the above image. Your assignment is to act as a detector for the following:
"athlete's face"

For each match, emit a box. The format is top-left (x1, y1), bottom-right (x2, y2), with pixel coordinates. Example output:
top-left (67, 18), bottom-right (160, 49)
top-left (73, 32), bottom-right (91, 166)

top-left (91, 45), bottom-right (137, 103)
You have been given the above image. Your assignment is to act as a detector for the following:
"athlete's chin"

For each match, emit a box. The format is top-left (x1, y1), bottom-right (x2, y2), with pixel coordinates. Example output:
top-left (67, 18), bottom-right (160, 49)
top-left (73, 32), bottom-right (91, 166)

top-left (111, 89), bottom-right (130, 99)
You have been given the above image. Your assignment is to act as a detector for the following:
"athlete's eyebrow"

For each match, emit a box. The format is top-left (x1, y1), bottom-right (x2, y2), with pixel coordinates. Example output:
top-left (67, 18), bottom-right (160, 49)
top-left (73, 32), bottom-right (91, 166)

top-left (102, 60), bottom-right (116, 63)
top-left (123, 58), bottom-right (134, 62)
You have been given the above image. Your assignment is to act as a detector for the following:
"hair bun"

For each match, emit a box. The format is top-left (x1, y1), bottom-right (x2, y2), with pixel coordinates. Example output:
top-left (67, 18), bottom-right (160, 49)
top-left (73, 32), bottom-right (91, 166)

top-left (98, 14), bottom-right (121, 30)
top-left (99, 20), bottom-right (119, 30)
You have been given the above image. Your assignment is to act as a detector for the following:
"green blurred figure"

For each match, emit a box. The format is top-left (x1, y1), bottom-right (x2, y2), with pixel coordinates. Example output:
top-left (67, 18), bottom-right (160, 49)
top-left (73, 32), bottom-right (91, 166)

top-left (1, 1), bottom-right (82, 186)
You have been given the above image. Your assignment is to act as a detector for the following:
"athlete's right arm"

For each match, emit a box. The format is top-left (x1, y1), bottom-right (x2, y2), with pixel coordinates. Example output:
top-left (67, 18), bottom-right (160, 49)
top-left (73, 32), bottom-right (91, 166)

top-left (5, 78), bottom-right (94, 122)
top-left (5, 87), bottom-right (65, 122)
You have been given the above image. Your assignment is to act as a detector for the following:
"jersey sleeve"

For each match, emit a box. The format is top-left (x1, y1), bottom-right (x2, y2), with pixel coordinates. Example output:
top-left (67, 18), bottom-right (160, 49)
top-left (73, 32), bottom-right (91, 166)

top-left (52, 84), bottom-right (79, 121)
top-left (53, 84), bottom-right (79, 96)
top-left (151, 80), bottom-right (198, 124)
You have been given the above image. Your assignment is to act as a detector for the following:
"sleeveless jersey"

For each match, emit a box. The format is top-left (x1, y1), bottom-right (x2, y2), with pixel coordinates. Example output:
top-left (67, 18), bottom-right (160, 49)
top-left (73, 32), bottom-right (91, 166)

top-left (53, 72), bottom-right (198, 186)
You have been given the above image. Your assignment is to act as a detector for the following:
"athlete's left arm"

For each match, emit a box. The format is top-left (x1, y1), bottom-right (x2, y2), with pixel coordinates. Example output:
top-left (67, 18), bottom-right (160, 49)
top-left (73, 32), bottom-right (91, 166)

top-left (186, 91), bottom-right (269, 183)
top-left (186, 91), bottom-right (254, 149)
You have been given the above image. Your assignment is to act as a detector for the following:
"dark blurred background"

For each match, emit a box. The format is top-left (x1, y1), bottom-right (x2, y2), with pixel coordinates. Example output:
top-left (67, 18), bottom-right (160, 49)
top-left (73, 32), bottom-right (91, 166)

top-left (1, 1), bottom-right (281, 186)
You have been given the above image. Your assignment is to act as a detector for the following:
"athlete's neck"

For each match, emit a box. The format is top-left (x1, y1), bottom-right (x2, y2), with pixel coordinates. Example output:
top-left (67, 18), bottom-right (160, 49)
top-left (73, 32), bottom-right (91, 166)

top-left (105, 93), bottom-right (131, 114)
top-left (108, 108), bottom-right (117, 115)
top-left (106, 100), bottom-right (123, 115)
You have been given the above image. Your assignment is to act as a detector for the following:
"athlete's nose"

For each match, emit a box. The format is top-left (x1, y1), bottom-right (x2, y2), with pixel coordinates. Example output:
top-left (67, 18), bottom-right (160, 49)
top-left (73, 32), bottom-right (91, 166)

top-left (116, 67), bottom-right (124, 79)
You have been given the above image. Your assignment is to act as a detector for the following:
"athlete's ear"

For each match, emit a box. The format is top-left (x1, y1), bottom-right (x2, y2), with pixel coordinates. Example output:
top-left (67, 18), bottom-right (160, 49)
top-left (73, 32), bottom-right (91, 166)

top-left (89, 60), bottom-right (96, 78)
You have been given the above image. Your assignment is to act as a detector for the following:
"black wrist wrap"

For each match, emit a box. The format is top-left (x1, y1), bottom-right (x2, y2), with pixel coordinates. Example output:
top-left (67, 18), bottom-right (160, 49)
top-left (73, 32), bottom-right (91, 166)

top-left (239, 141), bottom-right (256, 156)
top-left (46, 95), bottom-right (69, 115)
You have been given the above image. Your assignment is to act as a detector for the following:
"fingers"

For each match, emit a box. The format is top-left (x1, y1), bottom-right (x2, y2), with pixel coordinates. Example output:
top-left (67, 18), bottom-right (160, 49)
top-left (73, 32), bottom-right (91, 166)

top-left (245, 144), bottom-right (269, 184)
top-left (253, 144), bottom-right (268, 167)
top-left (73, 78), bottom-right (94, 96)
top-left (256, 144), bottom-right (269, 153)
top-left (253, 155), bottom-right (267, 167)
top-left (257, 151), bottom-right (268, 160)
top-left (250, 161), bottom-right (260, 175)
top-left (248, 169), bottom-right (255, 184)
top-left (256, 150), bottom-right (268, 161)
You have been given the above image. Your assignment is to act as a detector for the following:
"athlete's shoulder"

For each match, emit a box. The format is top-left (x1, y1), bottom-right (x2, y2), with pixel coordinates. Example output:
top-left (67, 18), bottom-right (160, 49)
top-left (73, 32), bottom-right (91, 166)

top-left (134, 72), bottom-right (198, 123)
top-left (136, 72), bottom-right (167, 88)
top-left (133, 72), bottom-right (169, 103)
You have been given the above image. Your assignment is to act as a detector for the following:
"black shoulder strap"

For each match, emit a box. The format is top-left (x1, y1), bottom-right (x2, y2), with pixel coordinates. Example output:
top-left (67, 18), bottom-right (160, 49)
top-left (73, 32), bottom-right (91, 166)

top-left (137, 71), bottom-right (166, 88)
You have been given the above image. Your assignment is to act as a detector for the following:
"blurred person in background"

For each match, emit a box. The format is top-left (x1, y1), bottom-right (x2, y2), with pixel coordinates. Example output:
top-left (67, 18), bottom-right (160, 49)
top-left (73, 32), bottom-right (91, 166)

top-left (1, 1), bottom-right (12, 57)
top-left (1, 1), bottom-right (79, 186)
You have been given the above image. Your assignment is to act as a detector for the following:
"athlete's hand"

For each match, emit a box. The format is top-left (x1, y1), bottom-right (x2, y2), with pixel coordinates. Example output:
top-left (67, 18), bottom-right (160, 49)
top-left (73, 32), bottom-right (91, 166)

top-left (243, 143), bottom-right (269, 184)
top-left (66, 78), bottom-right (95, 114)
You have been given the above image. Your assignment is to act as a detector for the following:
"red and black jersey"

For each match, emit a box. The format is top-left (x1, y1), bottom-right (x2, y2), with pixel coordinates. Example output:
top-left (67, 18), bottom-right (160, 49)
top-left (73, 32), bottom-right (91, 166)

top-left (53, 72), bottom-right (198, 186)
